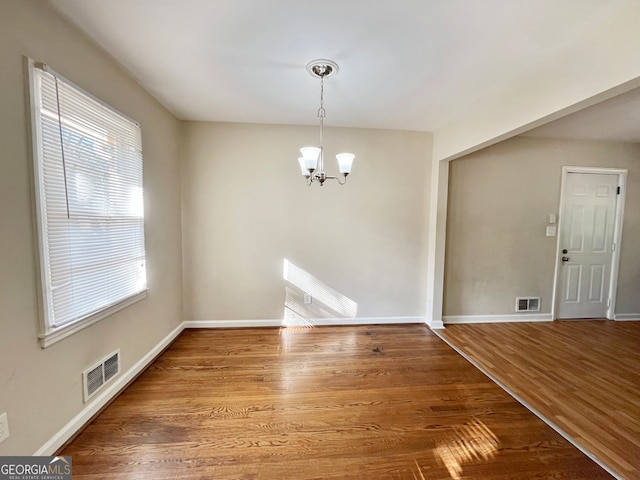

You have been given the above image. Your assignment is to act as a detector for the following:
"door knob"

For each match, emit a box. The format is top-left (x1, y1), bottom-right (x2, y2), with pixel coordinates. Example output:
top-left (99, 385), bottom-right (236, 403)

top-left (562, 256), bottom-right (570, 262)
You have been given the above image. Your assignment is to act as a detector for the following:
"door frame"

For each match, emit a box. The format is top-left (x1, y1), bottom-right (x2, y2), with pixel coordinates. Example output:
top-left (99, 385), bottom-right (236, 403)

top-left (551, 166), bottom-right (627, 320)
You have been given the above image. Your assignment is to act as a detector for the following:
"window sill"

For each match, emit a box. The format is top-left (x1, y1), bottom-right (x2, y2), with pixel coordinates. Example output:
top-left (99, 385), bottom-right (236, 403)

top-left (39, 291), bottom-right (147, 348)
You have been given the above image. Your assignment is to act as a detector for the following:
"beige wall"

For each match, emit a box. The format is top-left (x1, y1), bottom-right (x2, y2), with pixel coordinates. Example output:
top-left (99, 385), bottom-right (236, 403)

top-left (445, 136), bottom-right (640, 316)
top-left (182, 122), bottom-right (432, 321)
top-left (0, 1), bottom-right (183, 455)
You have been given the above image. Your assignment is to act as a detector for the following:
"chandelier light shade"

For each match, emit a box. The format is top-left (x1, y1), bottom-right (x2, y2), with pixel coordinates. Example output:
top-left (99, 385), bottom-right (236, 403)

top-left (298, 59), bottom-right (354, 186)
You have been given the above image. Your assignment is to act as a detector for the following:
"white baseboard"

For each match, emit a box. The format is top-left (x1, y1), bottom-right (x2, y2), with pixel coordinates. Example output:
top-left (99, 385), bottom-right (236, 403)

top-left (427, 318), bottom-right (445, 329)
top-left (183, 319), bottom-right (282, 329)
top-left (311, 316), bottom-right (425, 326)
top-left (184, 317), bottom-right (426, 328)
top-left (614, 313), bottom-right (640, 321)
top-left (443, 313), bottom-right (554, 324)
top-left (34, 321), bottom-right (185, 456)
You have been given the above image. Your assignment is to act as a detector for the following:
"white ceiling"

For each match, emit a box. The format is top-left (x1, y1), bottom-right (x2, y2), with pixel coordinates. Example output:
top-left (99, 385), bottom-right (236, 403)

top-left (49, 0), bottom-right (637, 136)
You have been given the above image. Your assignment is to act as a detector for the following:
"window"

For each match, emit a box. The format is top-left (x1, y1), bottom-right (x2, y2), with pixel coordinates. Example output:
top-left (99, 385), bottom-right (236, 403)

top-left (28, 60), bottom-right (147, 347)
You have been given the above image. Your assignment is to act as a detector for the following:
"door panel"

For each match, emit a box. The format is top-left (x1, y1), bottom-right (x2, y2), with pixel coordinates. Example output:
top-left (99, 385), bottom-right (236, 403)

top-left (557, 173), bottom-right (617, 319)
top-left (587, 264), bottom-right (605, 302)
top-left (591, 206), bottom-right (608, 252)
top-left (564, 265), bottom-right (581, 303)
top-left (568, 205), bottom-right (586, 251)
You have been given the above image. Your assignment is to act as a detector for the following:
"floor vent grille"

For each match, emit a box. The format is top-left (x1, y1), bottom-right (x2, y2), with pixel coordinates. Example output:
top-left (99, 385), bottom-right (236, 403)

top-left (83, 350), bottom-right (120, 403)
top-left (516, 297), bottom-right (540, 312)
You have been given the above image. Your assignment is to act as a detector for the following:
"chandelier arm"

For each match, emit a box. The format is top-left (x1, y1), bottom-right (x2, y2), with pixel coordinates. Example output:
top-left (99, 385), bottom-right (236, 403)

top-left (323, 175), bottom-right (347, 185)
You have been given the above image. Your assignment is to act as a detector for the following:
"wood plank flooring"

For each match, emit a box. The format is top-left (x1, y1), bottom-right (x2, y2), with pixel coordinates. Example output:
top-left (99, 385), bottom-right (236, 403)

top-left (60, 325), bottom-right (612, 479)
top-left (437, 320), bottom-right (640, 480)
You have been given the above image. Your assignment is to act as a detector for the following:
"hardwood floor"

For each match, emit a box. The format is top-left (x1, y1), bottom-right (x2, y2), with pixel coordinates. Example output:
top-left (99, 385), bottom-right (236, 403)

top-left (61, 325), bottom-right (612, 479)
top-left (437, 320), bottom-right (640, 480)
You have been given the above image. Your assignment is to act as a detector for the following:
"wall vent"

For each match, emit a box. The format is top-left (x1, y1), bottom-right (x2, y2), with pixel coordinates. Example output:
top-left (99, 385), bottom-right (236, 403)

top-left (516, 297), bottom-right (540, 312)
top-left (83, 350), bottom-right (120, 403)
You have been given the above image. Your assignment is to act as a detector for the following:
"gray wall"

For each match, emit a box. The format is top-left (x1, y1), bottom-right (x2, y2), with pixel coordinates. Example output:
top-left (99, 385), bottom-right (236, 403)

top-left (445, 136), bottom-right (640, 317)
top-left (0, 1), bottom-right (183, 454)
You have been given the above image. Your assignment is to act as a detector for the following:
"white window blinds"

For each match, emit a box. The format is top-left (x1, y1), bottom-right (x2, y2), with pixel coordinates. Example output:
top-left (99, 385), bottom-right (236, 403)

top-left (31, 62), bottom-right (147, 341)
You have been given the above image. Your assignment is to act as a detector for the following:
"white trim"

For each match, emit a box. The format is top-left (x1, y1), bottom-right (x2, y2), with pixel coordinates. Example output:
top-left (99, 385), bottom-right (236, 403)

top-left (613, 313), bottom-right (640, 321)
top-left (429, 318), bottom-right (445, 330)
top-left (425, 159), bottom-right (449, 329)
top-left (39, 292), bottom-right (147, 348)
top-left (26, 57), bottom-right (51, 347)
top-left (608, 171), bottom-right (627, 319)
top-left (34, 322), bottom-right (184, 456)
top-left (184, 317), bottom-right (425, 329)
top-left (552, 166), bottom-right (627, 320)
top-left (433, 330), bottom-right (622, 479)
top-left (183, 319), bottom-right (282, 329)
top-left (36, 62), bottom-right (140, 126)
top-left (444, 313), bottom-right (554, 324)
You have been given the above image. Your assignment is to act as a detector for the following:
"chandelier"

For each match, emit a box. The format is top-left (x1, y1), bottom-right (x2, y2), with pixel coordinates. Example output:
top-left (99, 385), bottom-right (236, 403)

top-left (297, 59), bottom-right (354, 186)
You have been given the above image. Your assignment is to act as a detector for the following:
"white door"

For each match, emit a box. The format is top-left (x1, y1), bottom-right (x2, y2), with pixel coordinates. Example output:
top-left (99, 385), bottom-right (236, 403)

top-left (557, 172), bottom-right (618, 319)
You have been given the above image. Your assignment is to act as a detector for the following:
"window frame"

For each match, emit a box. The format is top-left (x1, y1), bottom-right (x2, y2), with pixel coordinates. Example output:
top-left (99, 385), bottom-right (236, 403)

top-left (26, 58), bottom-right (147, 348)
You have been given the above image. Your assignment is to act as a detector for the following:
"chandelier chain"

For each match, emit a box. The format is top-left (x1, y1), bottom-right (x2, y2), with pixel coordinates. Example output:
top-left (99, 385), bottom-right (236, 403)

top-left (318, 73), bottom-right (326, 119)
top-left (318, 75), bottom-right (325, 171)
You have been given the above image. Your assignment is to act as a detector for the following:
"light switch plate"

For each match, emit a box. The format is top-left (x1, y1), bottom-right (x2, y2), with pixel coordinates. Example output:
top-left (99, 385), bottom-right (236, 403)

top-left (549, 214), bottom-right (557, 224)
top-left (546, 225), bottom-right (557, 237)
top-left (0, 412), bottom-right (9, 443)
